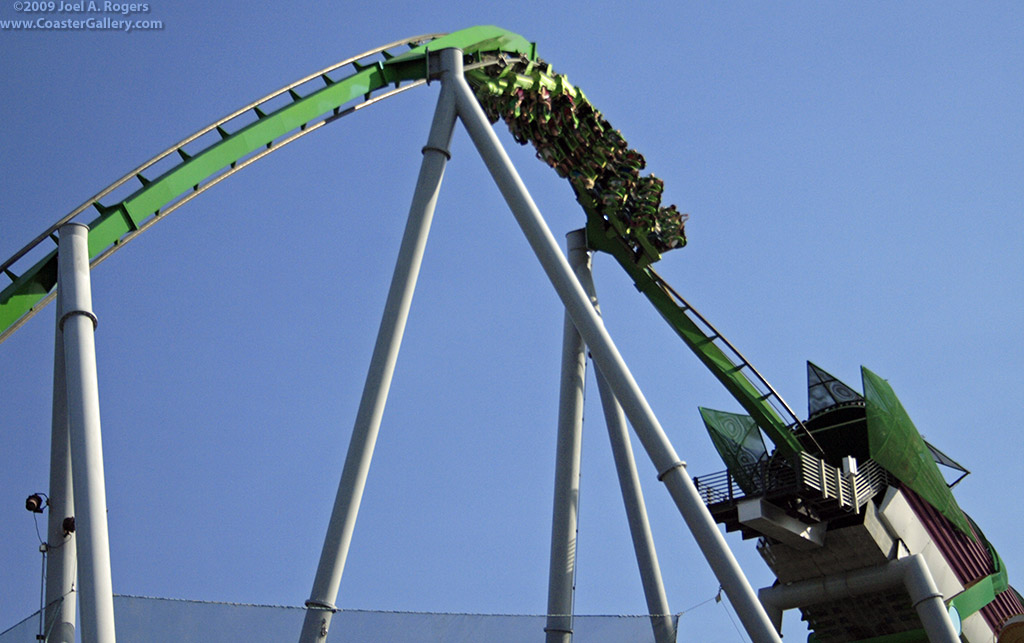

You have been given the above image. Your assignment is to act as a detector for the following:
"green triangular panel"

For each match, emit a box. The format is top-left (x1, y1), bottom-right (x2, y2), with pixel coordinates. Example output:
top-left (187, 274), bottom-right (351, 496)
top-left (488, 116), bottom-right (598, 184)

top-left (861, 367), bottom-right (973, 537)
top-left (700, 408), bottom-right (768, 494)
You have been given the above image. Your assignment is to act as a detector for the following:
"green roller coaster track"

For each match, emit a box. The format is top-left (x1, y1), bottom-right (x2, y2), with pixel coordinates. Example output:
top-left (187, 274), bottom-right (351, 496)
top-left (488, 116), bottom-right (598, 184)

top-left (0, 25), bottom-right (808, 459)
top-left (3, 25), bottom-right (1020, 639)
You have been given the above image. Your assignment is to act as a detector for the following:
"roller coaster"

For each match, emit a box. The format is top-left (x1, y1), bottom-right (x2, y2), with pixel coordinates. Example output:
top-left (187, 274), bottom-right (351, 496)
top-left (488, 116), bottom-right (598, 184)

top-left (2, 26), bottom-right (1021, 643)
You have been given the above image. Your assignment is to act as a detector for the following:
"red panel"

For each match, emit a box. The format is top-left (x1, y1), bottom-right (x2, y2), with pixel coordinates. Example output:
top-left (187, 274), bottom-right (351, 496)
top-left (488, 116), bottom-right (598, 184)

top-left (901, 484), bottom-right (1024, 631)
top-left (983, 589), bottom-right (1024, 634)
top-left (902, 484), bottom-right (991, 583)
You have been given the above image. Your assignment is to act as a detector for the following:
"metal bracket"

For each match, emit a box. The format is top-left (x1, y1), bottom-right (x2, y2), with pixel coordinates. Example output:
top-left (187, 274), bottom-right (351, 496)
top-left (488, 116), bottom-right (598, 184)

top-left (426, 47), bottom-right (446, 83)
top-left (657, 460), bottom-right (687, 481)
top-left (59, 309), bottom-right (98, 332)
top-left (421, 145), bottom-right (451, 160)
top-left (303, 599), bottom-right (338, 612)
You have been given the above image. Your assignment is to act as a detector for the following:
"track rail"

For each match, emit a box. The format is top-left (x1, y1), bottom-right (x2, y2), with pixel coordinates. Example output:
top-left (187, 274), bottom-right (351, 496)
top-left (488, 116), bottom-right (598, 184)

top-left (0, 33), bottom-right (438, 341)
top-left (0, 26), bottom-right (534, 343)
top-left (584, 211), bottom-right (814, 456)
top-left (0, 25), bottom-right (810, 456)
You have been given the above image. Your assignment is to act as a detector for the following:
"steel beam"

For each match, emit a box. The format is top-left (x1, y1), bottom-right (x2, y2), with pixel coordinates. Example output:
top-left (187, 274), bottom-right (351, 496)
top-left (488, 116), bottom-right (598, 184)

top-left (58, 223), bottom-right (116, 643)
top-left (544, 234), bottom-right (588, 643)
top-left (565, 230), bottom-right (674, 643)
top-left (451, 64), bottom-right (781, 643)
top-left (46, 288), bottom-right (76, 643)
top-left (759, 554), bottom-right (959, 642)
top-left (298, 48), bottom-right (460, 643)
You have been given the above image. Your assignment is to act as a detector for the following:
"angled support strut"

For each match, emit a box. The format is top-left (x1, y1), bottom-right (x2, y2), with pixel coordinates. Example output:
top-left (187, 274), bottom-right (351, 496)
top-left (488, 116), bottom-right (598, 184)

top-left (298, 48), bottom-right (460, 643)
top-left (450, 52), bottom-right (782, 643)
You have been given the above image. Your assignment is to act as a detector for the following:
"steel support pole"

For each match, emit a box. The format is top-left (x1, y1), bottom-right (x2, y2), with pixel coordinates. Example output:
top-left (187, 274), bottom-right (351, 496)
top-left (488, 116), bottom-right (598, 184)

top-left (564, 230), bottom-right (674, 643)
top-left (758, 554), bottom-right (958, 642)
top-left (46, 291), bottom-right (76, 643)
top-left (593, 372), bottom-right (677, 643)
top-left (298, 48), bottom-right (460, 643)
top-left (58, 223), bottom-right (115, 643)
top-left (544, 236), bottom-right (588, 643)
top-left (451, 70), bottom-right (781, 643)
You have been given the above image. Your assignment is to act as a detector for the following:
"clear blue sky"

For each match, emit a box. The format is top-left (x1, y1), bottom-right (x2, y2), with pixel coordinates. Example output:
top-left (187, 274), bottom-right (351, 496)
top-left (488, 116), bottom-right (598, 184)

top-left (2, 3), bottom-right (1022, 641)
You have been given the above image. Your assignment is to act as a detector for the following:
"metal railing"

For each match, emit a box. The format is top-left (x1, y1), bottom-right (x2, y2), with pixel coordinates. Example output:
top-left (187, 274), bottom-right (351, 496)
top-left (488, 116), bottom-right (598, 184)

top-left (693, 456), bottom-right (801, 505)
top-left (693, 453), bottom-right (892, 516)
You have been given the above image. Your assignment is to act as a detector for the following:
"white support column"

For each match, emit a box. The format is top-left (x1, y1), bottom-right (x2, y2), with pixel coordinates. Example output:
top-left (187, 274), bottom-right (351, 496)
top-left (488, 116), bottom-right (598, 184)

top-left (544, 236), bottom-right (588, 643)
top-left (565, 230), bottom-right (674, 643)
top-left (46, 289), bottom-right (76, 643)
top-left (58, 223), bottom-right (115, 643)
top-left (451, 67), bottom-right (781, 643)
top-left (298, 48), bottom-right (461, 643)
top-left (758, 554), bottom-right (959, 642)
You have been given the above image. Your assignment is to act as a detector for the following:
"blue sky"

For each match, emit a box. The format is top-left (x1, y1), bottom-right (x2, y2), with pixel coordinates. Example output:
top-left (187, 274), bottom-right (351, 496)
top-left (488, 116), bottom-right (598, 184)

top-left (2, 3), bottom-right (1022, 641)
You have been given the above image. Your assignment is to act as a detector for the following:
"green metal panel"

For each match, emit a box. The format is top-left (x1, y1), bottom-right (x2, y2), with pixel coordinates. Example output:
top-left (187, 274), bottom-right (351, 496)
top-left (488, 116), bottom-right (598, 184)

top-left (700, 408), bottom-right (768, 493)
top-left (861, 366), bottom-right (973, 537)
top-left (950, 573), bottom-right (997, 620)
top-left (395, 25), bottom-right (536, 62)
top-left (0, 250), bottom-right (57, 333)
top-left (121, 67), bottom-right (385, 225)
top-left (949, 514), bottom-right (1011, 618)
top-left (87, 206), bottom-right (133, 257)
